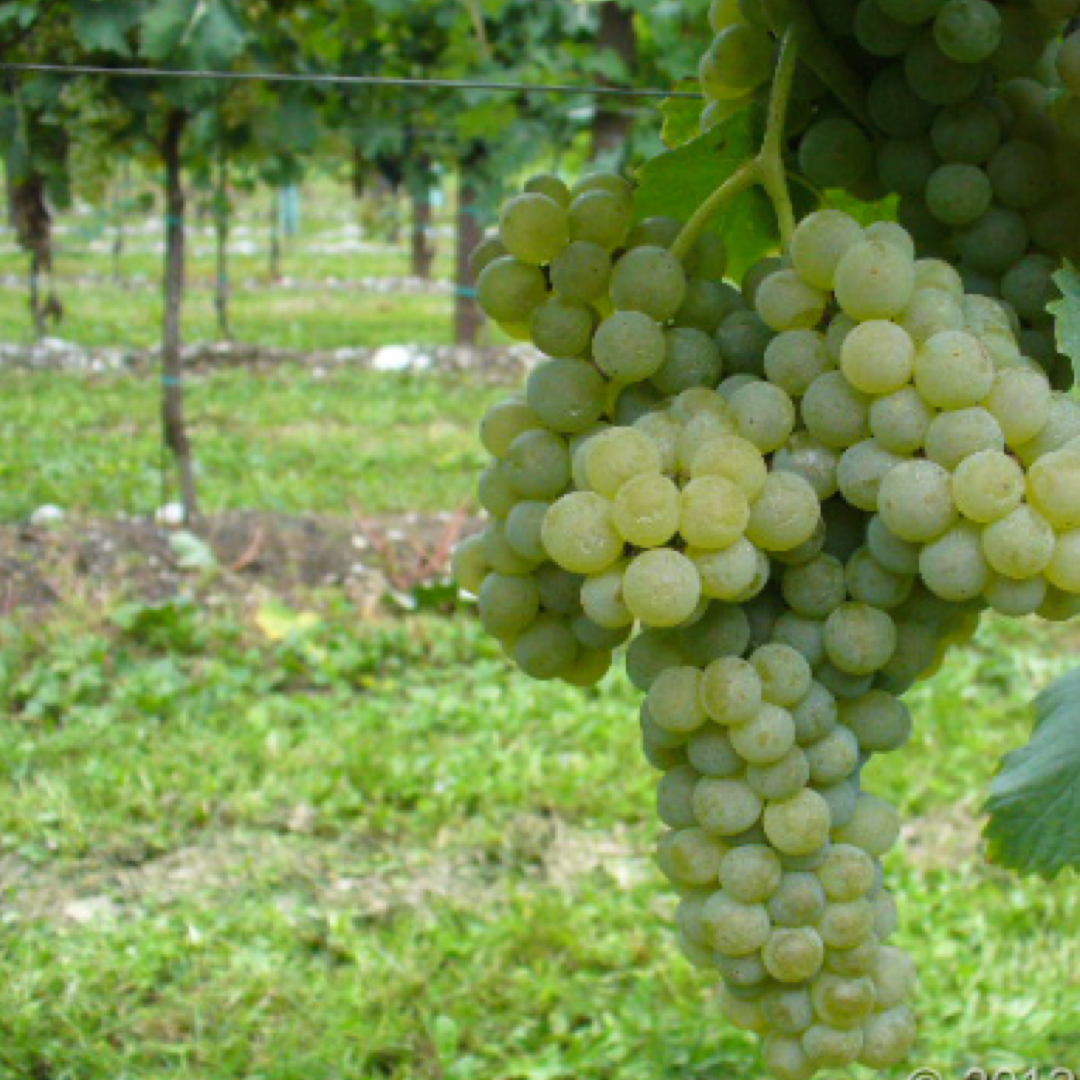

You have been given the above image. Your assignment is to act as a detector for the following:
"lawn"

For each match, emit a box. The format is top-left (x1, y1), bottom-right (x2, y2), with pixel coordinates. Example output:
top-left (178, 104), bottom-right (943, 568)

top-left (0, 367), bottom-right (503, 521)
top-left (1, 598), bottom-right (1078, 1078)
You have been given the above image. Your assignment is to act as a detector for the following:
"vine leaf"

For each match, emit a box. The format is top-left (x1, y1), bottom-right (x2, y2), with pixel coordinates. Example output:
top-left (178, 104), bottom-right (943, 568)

top-left (1049, 264), bottom-right (1080, 385)
top-left (984, 667), bottom-right (1080, 879)
top-left (659, 80), bottom-right (704, 149)
top-left (634, 104), bottom-right (776, 280)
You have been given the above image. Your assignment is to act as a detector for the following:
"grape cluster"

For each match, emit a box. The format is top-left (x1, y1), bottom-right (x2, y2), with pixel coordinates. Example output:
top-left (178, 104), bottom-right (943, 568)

top-left (699, 0), bottom-right (1080, 392)
top-left (456, 184), bottom-right (1080, 1076)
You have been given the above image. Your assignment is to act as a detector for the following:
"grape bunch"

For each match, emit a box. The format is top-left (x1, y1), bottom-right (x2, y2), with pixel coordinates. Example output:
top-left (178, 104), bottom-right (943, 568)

top-left (457, 172), bottom-right (1080, 1076)
top-left (700, 0), bottom-right (1080, 391)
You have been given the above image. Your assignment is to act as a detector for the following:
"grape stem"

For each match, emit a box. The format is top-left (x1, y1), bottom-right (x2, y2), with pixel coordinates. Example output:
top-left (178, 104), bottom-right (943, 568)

top-left (671, 25), bottom-right (801, 264)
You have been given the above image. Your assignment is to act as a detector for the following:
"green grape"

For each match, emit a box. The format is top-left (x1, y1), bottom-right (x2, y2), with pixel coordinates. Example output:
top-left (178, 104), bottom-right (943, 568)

top-left (613, 473), bottom-right (680, 547)
top-left (898, 287), bottom-right (964, 345)
top-left (592, 311), bottom-right (666, 383)
top-left (535, 562), bottom-right (583, 616)
top-left (763, 927), bottom-right (825, 985)
top-left (1001, 254), bottom-right (1058, 323)
top-left (702, 891), bottom-right (773, 956)
top-left (877, 0), bottom-right (946, 23)
top-left (541, 491), bottom-right (623, 573)
top-left (525, 359), bottom-right (606, 434)
top-left (914, 330), bottom-right (994, 410)
top-left (688, 724), bottom-right (742, 778)
top-left (524, 173), bottom-right (571, 208)
top-left (699, 23), bottom-right (774, 100)
top-left (478, 461), bottom-right (520, 518)
top-left (866, 221), bottom-right (916, 260)
top-left (825, 930), bottom-right (880, 975)
top-left (1015, 393), bottom-right (1080, 465)
top-left (505, 428), bottom-right (571, 500)
top-left (755, 270), bottom-right (828, 332)
top-left (896, 195), bottom-right (951, 248)
top-left (981, 505), bottom-right (1055, 578)
top-left (580, 562), bottom-right (633, 629)
top-left (653, 328), bottom-right (724, 395)
top-left (843, 690), bottom-right (913, 752)
top-left (505, 500), bottom-right (551, 563)
top-left (720, 988), bottom-right (769, 1034)
top-left (658, 763), bottom-right (702, 829)
top-left (868, 514), bottom-right (921, 575)
top-left (984, 368), bottom-right (1052, 447)
top-left (568, 189), bottom-right (634, 251)
top-left (469, 234), bottom-right (508, 280)
top-left (818, 898), bottom-right (876, 953)
top-left (676, 601), bottom-right (753, 665)
top-left (816, 662), bottom-right (874, 700)
top-left (930, 99), bottom-right (1001, 165)
top-left (662, 827), bottom-right (728, 887)
top-left (582, 427), bottom-right (662, 498)
top-left (550, 241), bottom-right (611, 303)
top-left (720, 844), bottom-right (783, 903)
top-left (685, 232), bottom-right (730, 281)
top-left (623, 549), bottom-right (702, 627)
top-left (633, 411), bottom-right (679, 473)
top-left (803, 371), bottom-right (872, 450)
top-left (480, 398), bottom-right (542, 459)
top-left (764, 331), bottom-right (831, 398)
top-left (845, 547), bottom-right (913, 609)
top-left (611, 245), bottom-right (688, 322)
top-left (925, 163), bottom-right (992, 227)
top-left (751, 643), bottom-right (813, 707)
top-left (934, 0), bottom-right (1002, 63)
top-left (768, 870), bottom-right (830, 930)
top-left (529, 297), bottom-right (593, 359)
top-left (693, 539), bottom-right (767, 602)
top-left (854, 0), bottom-right (918, 55)
top-left (452, 534), bottom-right (489, 596)
top-left (512, 614), bottom-right (578, 679)
top-left (871, 888), bottom-right (901, 939)
top-left (805, 723), bottom-right (860, 784)
top-left (746, 472), bottom-right (822, 553)
top-left (730, 703), bottom-right (798, 764)
top-left (790, 210), bottom-right (865, 290)
top-left (761, 985), bottom-right (815, 1038)
top-left (477, 256), bottom-right (548, 323)
top-left (773, 433), bottom-right (840, 501)
top-left (572, 613), bottom-right (628, 652)
top-left (798, 119), bottom-right (873, 191)
top-left (763, 788), bottom-right (833, 856)
top-left (677, 413), bottom-right (737, 474)
top-left (499, 193), bottom-right (569, 266)
top-left (811, 0), bottom-right (860, 35)
top-left (904, 31), bottom-right (983, 106)
top-left (770, 612), bottom-right (827, 669)
top-left (701, 656), bottom-right (764, 725)
top-left (956, 205), bottom-right (1029, 275)
top-left (562, 645), bottom-right (613, 687)
top-left (859, 1005), bottom-right (918, 1069)
top-left (920, 523), bottom-right (989, 601)
top-left (746, 746), bottom-right (812, 801)
top-left (717, 310), bottom-right (774, 376)
top-left (743, 257), bottom-right (787, 308)
top-left (1058, 29), bottom-right (1080, 94)
top-left (835, 792), bottom-right (901, 856)
top-left (879, 459), bottom-right (957, 542)
top-left (1027, 449), bottom-right (1080, 529)
top-left (782, 554), bottom-right (847, 619)
top-left (690, 435), bottom-right (769, 500)
top-left (825, 602), bottom-right (897, 675)
top-left (867, 64), bottom-right (937, 137)
top-left (730, 382), bottom-right (797, 452)
top-left (626, 629), bottom-right (685, 691)
top-left (868, 387), bottom-right (933, 455)
top-left (836, 440), bottom-right (905, 513)
top-left (649, 667), bottom-right (707, 735)
top-left (924, 407), bottom-right (1004, 471)
top-left (876, 137), bottom-right (937, 198)
top-left (1046, 529), bottom-right (1080, 594)
top-left (811, 975), bottom-right (876, 1030)
top-left (983, 571), bottom-right (1047, 615)
top-left (694, 777), bottom-right (765, 836)
top-left (870, 945), bottom-right (918, 1010)
top-left (679, 476), bottom-right (751, 550)
top-left (834, 240), bottom-right (916, 321)
top-left (841, 320), bottom-right (915, 395)
top-left (987, 139), bottom-right (1053, 210)
top-left (571, 172), bottom-right (633, 202)
top-left (674, 279), bottom-right (730, 335)
top-left (611, 381), bottom-right (664, 425)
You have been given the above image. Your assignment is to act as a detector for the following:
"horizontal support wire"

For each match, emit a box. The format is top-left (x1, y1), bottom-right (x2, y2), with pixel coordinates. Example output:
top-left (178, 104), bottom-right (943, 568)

top-left (0, 63), bottom-right (703, 99)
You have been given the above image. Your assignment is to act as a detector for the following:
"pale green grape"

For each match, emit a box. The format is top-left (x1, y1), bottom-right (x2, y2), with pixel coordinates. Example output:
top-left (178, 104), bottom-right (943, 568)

top-left (746, 746), bottom-right (811, 801)
top-left (767, 870), bottom-right (828, 928)
top-left (983, 571), bottom-right (1047, 615)
top-left (452, 533), bottom-right (489, 596)
top-left (868, 514), bottom-right (921, 575)
top-left (825, 931), bottom-right (880, 976)
top-left (730, 703), bottom-right (797, 764)
top-left (568, 189), bottom-right (633, 251)
top-left (530, 297), bottom-right (593, 358)
top-left (592, 310), bottom-right (666, 383)
top-left (1046, 529), bottom-right (1080, 593)
top-left (571, 172), bottom-right (633, 202)
top-left (679, 476), bottom-right (751, 550)
top-left (763, 927), bottom-right (825, 984)
top-left (865, 220), bottom-right (916, 259)
top-left (633, 411), bottom-right (680, 474)
top-left (469, 234), bottom-right (508, 280)
top-left (657, 827), bottom-right (723, 887)
top-left (981, 505), bottom-right (1055, 578)
top-left (841, 690), bottom-right (913, 752)
top-left (836, 792), bottom-right (901, 856)
top-left (984, 367), bottom-right (1052, 447)
top-left (914, 330), bottom-right (994, 410)
top-left (550, 240), bottom-right (612, 303)
top-left (693, 777), bottom-right (764, 836)
top-left (1027, 449), bottom-right (1080, 529)
top-left (952, 449), bottom-right (1024, 523)
top-left (524, 173), bottom-right (571, 208)
top-left (824, 602), bottom-right (897, 674)
top-left (803, 371), bottom-right (872, 449)
top-left (811, 973), bottom-right (876, 1028)
top-left (657, 763), bottom-right (702, 829)
top-left (477, 573), bottom-right (539, 640)
top-left (526, 359), bottom-right (606, 434)
top-left (499, 193), bottom-right (570, 265)
top-left (626, 629), bottom-right (685, 691)
top-left (720, 988), bottom-right (769, 1034)
top-left (747, 472), bottom-right (822, 553)
top-left (782, 554), bottom-right (847, 618)
top-left (805, 723), bottom-right (860, 784)
top-left (652, 327), bottom-right (724, 395)
top-left (915, 258), bottom-right (965, 299)
top-left (837, 439), bottom-right (906, 513)
top-left (751, 644), bottom-right (813, 707)
top-left (484, 522), bottom-right (541, 575)
top-left (878, 459), bottom-right (957, 542)
top-left (505, 500), bottom-right (551, 562)
top-left (924, 407), bottom-right (1004, 470)
top-left (729, 382), bottom-right (797, 453)
top-left (649, 666), bottom-right (707, 735)
top-left (571, 614), bottom-right (628, 652)
top-left (835, 240), bottom-right (916, 320)
top-left (699, 23), bottom-right (774, 99)
top-left (582, 427), bottom-right (662, 497)
top-left (761, 985), bottom-right (814, 1036)
top-left (764, 788), bottom-right (832, 856)
top-left (840, 320), bottom-right (915, 395)
top-left (701, 891), bottom-right (772, 956)
top-left (613, 472), bottom-right (680, 547)
top-left (562, 646), bottom-right (613, 687)
top-left (717, 310), bottom-right (775, 376)
top-left (720, 844), bottom-right (783, 903)
top-left (790, 210), bottom-right (865, 290)
top-left (480, 398), bottom-right (543, 459)
top-left (676, 601), bottom-right (752, 666)
top-left (688, 724), bottom-right (742, 777)
top-left (541, 491), bottom-right (623, 573)
top-left (623, 549), bottom-right (702, 627)
top-left (755, 270), bottom-right (828, 332)
top-left (611, 245), bottom-right (688, 321)
top-left (817, 662), bottom-right (874, 701)
top-left (689, 435), bottom-right (769, 499)
top-left (869, 386), bottom-right (934, 455)
top-left (870, 945), bottom-right (918, 1010)
top-left (580, 563), bottom-right (633, 629)
top-left (677, 412), bottom-right (737, 474)
top-left (693, 538), bottom-right (765, 601)
top-left (859, 1005), bottom-right (918, 1069)
top-left (513, 614), bottom-right (578, 679)
top-left (764, 330), bottom-right (831, 398)
top-left (1015, 393), bottom-right (1080, 466)
top-left (845, 547), bottom-right (914, 609)
top-left (535, 562), bottom-right (584, 615)
top-left (773, 433), bottom-right (840, 502)
top-left (477, 256), bottom-right (548, 323)
top-left (701, 656), bottom-right (763, 725)
top-left (771, 612), bottom-right (827, 669)
top-left (479, 462), bottom-right (520, 518)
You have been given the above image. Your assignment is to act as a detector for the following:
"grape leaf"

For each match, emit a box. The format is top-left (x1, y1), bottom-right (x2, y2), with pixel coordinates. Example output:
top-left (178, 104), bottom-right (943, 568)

top-left (72, 0), bottom-right (140, 56)
top-left (139, 0), bottom-right (198, 61)
top-left (659, 80), bottom-right (704, 149)
top-left (634, 105), bottom-right (776, 281)
top-left (1049, 264), bottom-right (1080, 386)
top-left (984, 667), bottom-right (1080, 879)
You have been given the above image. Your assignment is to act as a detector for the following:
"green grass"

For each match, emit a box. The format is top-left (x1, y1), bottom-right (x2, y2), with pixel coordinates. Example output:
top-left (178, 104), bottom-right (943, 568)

top-left (1, 599), bottom-right (1079, 1078)
top-left (0, 367), bottom-right (502, 519)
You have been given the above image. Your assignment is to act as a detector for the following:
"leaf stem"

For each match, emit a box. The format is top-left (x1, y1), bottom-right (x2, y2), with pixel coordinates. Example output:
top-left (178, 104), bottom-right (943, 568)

top-left (671, 158), bottom-right (761, 264)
